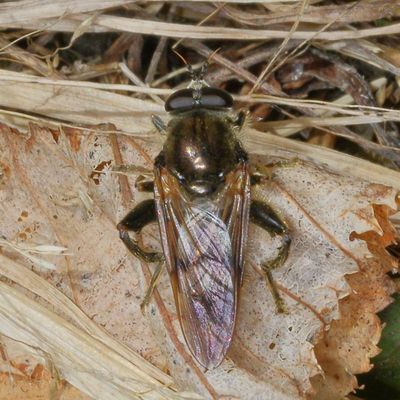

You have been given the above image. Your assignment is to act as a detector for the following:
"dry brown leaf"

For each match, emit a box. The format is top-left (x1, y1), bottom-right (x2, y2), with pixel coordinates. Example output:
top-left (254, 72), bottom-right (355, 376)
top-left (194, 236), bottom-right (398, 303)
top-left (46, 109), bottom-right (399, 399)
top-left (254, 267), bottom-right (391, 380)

top-left (0, 374), bottom-right (90, 400)
top-left (0, 121), bottom-right (397, 399)
top-left (0, 337), bottom-right (90, 400)
top-left (245, 128), bottom-right (400, 190)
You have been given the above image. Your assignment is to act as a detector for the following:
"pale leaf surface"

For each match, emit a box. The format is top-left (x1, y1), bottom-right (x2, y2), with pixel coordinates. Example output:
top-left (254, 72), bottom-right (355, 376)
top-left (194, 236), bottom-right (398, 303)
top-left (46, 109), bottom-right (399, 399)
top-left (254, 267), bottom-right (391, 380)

top-left (0, 123), bottom-right (397, 399)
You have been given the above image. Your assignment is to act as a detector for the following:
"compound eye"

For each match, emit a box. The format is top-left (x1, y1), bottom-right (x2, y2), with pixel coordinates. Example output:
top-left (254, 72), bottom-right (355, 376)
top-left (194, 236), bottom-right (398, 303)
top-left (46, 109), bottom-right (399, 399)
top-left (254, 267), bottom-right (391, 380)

top-left (165, 89), bottom-right (193, 112)
top-left (165, 87), bottom-right (233, 112)
top-left (200, 87), bottom-right (233, 109)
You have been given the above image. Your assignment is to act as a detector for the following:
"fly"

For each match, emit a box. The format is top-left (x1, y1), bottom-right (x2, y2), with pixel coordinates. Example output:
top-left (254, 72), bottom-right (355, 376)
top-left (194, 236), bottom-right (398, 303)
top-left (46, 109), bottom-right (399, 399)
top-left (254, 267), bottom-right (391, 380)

top-left (117, 60), bottom-right (291, 369)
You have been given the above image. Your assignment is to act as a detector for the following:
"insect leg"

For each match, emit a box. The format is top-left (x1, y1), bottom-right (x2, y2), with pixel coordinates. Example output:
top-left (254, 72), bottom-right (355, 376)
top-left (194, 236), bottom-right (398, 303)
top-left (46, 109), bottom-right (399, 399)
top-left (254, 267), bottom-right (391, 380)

top-left (251, 158), bottom-right (301, 185)
top-left (112, 165), bottom-right (153, 176)
top-left (117, 199), bottom-right (163, 263)
top-left (135, 176), bottom-right (154, 192)
top-left (250, 200), bottom-right (291, 313)
top-left (111, 164), bottom-right (154, 192)
top-left (140, 261), bottom-right (165, 314)
top-left (231, 110), bottom-right (248, 130)
top-left (151, 115), bottom-right (166, 134)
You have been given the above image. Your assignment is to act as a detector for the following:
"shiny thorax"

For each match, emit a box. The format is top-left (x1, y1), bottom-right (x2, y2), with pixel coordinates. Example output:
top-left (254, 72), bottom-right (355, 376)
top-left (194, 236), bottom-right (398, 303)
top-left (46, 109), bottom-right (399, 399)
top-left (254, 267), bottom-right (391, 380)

top-left (159, 109), bottom-right (247, 196)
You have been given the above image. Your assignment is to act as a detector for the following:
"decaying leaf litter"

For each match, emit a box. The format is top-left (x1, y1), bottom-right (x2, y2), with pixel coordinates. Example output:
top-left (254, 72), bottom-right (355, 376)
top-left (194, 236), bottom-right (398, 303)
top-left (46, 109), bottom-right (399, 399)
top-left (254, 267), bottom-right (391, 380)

top-left (0, 1), bottom-right (399, 399)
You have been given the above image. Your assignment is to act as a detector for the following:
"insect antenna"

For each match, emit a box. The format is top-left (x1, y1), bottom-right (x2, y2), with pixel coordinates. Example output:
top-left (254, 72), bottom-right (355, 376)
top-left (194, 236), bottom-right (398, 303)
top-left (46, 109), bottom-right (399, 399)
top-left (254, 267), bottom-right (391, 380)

top-left (172, 47), bottom-right (189, 69)
top-left (171, 47), bottom-right (196, 78)
top-left (193, 47), bottom-right (221, 81)
top-left (171, 46), bottom-right (222, 82)
top-left (171, 47), bottom-right (204, 100)
top-left (170, 47), bottom-right (224, 102)
top-left (207, 47), bottom-right (221, 64)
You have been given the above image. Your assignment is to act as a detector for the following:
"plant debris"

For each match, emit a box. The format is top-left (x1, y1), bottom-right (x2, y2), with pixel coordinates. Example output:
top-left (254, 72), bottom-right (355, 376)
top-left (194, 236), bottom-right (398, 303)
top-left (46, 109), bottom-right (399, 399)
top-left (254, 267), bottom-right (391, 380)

top-left (0, 1), bottom-right (399, 399)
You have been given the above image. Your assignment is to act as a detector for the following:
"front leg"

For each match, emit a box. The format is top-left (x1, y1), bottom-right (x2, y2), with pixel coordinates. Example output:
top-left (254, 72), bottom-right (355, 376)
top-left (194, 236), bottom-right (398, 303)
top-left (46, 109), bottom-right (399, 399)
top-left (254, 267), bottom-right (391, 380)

top-left (151, 115), bottom-right (166, 134)
top-left (117, 199), bottom-right (163, 263)
top-left (250, 200), bottom-right (291, 313)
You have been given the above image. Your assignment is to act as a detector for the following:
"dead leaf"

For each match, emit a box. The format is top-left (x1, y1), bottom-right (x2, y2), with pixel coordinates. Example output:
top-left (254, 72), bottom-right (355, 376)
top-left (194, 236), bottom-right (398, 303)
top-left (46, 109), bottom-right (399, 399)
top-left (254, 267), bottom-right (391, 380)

top-left (0, 123), bottom-right (398, 399)
top-left (0, 337), bottom-right (90, 400)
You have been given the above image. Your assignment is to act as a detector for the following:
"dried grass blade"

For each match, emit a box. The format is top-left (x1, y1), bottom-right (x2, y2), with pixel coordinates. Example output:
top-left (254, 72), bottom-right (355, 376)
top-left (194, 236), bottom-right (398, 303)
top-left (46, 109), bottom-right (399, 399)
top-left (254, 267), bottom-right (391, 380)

top-left (0, 253), bottom-right (173, 387)
top-left (0, 0), bottom-right (133, 24)
top-left (0, 70), bottom-right (163, 133)
top-left (318, 40), bottom-right (400, 77)
top-left (222, 0), bottom-right (399, 25)
top-left (3, 15), bottom-right (400, 41)
top-left (0, 279), bottom-right (202, 399)
top-left (250, 0), bottom-right (309, 93)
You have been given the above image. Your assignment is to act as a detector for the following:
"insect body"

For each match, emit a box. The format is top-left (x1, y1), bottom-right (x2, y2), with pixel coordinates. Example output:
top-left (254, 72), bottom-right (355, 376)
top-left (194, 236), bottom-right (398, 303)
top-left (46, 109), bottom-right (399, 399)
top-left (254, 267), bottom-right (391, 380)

top-left (118, 64), bottom-right (291, 369)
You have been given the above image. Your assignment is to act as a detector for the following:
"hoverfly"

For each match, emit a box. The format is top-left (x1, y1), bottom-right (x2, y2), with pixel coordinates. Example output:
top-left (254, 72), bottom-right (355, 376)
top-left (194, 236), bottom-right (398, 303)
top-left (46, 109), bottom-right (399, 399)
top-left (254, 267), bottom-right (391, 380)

top-left (117, 60), bottom-right (291, 369)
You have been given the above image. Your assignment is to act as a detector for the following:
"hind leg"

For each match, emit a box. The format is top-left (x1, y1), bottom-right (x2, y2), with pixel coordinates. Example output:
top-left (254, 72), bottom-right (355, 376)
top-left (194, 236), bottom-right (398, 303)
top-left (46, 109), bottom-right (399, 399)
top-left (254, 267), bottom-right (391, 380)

top-left (250, 200), bottom-right (291, 313)
top-left (117, 199), bottom-right (163, 263)
top-left (117, 199), bottom-right (164, 308)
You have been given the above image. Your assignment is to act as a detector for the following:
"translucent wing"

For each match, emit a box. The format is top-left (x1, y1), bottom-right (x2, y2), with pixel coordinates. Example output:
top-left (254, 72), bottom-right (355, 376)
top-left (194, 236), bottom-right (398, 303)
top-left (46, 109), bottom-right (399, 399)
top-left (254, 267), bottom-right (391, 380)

top-left (154, 163), bottom-right (250, 368)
